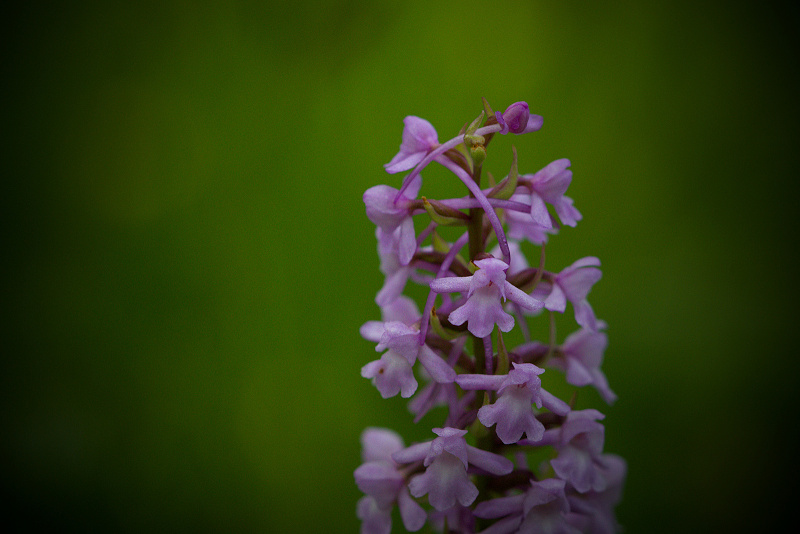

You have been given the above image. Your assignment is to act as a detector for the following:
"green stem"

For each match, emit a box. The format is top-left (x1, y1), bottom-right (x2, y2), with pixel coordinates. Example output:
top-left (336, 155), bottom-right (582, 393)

top-left (467, 163), bottom-right (483, 262)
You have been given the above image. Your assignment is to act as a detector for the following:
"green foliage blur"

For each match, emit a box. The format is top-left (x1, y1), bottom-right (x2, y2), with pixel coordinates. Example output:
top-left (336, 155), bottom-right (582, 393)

top-left (3, 1), bottom-right (798, 532)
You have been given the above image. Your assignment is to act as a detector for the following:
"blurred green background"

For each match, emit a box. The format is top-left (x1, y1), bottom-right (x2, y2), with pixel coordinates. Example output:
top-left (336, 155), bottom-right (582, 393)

top-left (3, 1), bottom-right (798, 532)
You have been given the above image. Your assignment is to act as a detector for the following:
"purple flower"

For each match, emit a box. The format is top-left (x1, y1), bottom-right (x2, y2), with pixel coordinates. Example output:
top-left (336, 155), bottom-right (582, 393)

top-left (361, 427), bottom-right (405, 463)
top-left (474, 478), bottom-right (582, 534)
top-left (354, 428), bottom-right (426, 533)
top-left (520, 159), bottom-right (576, 230)
top-left (407, 338), bottom-right (470, 424)
top-left (505, 191), bottom-right (558, 245)
top-left (411, 447), bottom-right (479, 511)
top-left (430, 257), bottom-right (543, 338)
top-left (490, 240), bottom-right (529, 277)
top-left (356, 102), bottom-right (625, 532)
top-left (553, 327), bottom-right (617, 405)
top-left (361, 350), bottom-right (418, 399)
top-left (548, 410), bottom-right (609, 494)
top-left (554, 195), bottom-right (582, 228)
top-left (364, 176), bottom-right (421, 266)
top-left (384, 116), bottom-right (439, 173)
top-left (379, 322), bottom-right (456, 381)
top-left (361, 295), bottom-right (421, 347)
top-left (374, 240), bottom-right (413, 307)
top-left (355, 460), bottom-right (405, 510)
top-left (393, 427), bottom-right (513, 511)
top-left (379, 294), bottom-right (422, 326)
top-left (457, 363), bottom-right (570, 444)
top-left (356, 497), bottom-right (393, 534)
top-left (361, 320), bottom-right (456, 399)
top-left (495, 101), bottom-right (544, 135)
top-left (533, 257), bottom-right (603, 331)
top-left (566, 454), bottom-right (627, 534)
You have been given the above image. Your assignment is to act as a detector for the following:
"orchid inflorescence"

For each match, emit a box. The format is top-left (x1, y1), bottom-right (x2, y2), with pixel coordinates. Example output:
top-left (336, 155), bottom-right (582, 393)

top-left (356, 100), bottom-right (625, 534)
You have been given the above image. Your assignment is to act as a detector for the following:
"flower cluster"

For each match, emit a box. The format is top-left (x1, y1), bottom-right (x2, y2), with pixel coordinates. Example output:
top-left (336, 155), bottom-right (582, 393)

top-left (356, 100), bottom-right (625, 533)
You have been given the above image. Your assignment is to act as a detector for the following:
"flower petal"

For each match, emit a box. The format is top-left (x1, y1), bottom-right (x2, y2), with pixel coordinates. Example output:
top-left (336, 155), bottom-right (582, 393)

top-left (361, 427), bottom-right (405, 462)
top-left (397, 216), bottom-right (417, 266)
top-left (466, 445), bottom-right (514, 475)
top-left (474, 494), bottom-right (526, 519)
top-left (397, 487), bottom-right (427, 531)
top-left (360, 321), bottom-right (386, 343)
top-left (529, 194), bottom-right (552, 228)
top-left (504, 281), bottom-right (544, 312)
top-left (430, 275), bottom-right (472, 294)
top-left (418, 344), bottom-right (456, 383)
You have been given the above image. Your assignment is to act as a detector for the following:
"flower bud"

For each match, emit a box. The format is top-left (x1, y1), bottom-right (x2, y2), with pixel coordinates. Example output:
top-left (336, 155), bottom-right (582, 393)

top-left (470, 144), bottom-right (487, 167)
top-left (496, 102), bottom-right (530, 134)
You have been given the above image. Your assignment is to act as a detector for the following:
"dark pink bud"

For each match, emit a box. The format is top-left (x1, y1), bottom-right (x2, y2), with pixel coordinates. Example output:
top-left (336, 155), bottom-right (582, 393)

top-left (497, 102), bottom-right (530, 134)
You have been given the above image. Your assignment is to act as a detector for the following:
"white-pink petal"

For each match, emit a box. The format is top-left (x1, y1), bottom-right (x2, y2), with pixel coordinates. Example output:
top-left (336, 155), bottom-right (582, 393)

top-left (474, 493), bottom-right (526, 518)
top-left (361, 427), bottom-right (405, 463)
top-left (397, 216), bottom-right (417, 266)
top-left (539, 389), bottom-right (571, 416)
top-left (455, 373), bottom-right (506, 391)
top-left (418, 344), bottom-right (456, 383)
top-left (543, 283), bottom-right (567, 313)
top-left (360, 321), bottom-right (386, 343)
top-left (466, 445), bottom-right (514, 475)
top-left (504, 282), bottom-right (544, 312)
top-left (392, 441), bottom-right (431, 464)
top-left (529, 194), bottom-right (552, 228)
top-left (397, 488), bottom-right (426, 532)
top-left (430, 275), bottom-right (472, 294)
top-left (568, 256), bottom-right (600, 269)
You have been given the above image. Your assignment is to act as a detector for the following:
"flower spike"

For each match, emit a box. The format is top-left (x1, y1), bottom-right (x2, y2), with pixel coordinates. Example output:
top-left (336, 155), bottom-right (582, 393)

top-left (356, 100), bottom-right (625, 533)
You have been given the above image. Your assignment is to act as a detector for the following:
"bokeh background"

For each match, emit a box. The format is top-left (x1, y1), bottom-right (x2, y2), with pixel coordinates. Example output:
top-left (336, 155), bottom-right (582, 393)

top-left (3, 1), bottom-right (798, 532)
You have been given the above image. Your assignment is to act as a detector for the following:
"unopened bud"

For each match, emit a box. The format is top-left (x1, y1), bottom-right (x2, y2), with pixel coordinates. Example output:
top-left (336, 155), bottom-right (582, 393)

top-left (496, 101), bottom-right (534, 134)
top-left (470, 144), bottom-right (487, 167)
